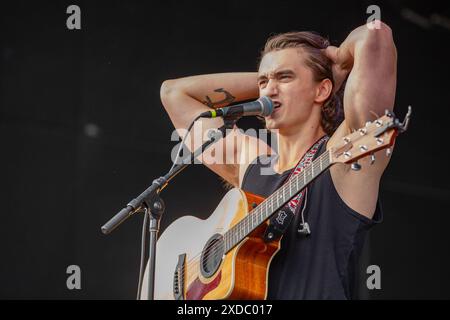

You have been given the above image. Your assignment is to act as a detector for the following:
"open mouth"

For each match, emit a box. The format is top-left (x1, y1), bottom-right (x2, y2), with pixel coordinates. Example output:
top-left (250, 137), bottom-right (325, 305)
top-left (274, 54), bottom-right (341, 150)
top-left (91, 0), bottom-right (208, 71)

top-left (273, 101), bottom-right (282, 111)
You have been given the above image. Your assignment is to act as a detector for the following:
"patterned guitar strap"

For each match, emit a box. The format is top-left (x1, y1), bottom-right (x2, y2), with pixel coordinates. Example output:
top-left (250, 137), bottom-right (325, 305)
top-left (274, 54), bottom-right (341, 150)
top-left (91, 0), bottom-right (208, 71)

top-left (263, 135), bottom-right (329, 242)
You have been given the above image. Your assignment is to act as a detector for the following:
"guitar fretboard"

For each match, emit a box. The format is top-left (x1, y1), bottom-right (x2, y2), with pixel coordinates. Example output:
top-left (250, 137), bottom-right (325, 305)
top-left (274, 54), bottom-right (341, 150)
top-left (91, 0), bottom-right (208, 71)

top-left (223, 149), bottom-right (331, 252)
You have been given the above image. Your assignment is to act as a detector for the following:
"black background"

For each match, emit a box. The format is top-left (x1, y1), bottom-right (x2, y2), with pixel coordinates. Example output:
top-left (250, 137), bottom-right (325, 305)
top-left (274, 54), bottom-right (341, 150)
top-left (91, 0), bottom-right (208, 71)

top-left (1, 0), bottom-right (450, 299)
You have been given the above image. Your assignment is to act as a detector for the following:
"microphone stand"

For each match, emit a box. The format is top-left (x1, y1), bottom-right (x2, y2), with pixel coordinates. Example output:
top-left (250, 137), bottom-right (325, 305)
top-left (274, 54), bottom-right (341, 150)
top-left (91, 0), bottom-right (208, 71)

top-left (101, 118), bottom-right (236, 300)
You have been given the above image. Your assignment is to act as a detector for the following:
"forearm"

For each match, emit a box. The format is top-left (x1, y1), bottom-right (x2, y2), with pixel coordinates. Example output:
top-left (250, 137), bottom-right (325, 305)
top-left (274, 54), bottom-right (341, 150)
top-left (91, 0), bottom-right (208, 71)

top-left (159, 73), bottom-right (260, 187)
top-left (161, 72), bottom-right (259, 109)
top-left (332, 22), bottom-right (397, 127)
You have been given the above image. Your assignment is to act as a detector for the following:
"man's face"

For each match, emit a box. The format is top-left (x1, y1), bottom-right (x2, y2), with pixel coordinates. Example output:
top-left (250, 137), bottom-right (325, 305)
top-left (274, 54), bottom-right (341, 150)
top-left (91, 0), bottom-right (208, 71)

top-left (258, 48), bottom-right (319, 133)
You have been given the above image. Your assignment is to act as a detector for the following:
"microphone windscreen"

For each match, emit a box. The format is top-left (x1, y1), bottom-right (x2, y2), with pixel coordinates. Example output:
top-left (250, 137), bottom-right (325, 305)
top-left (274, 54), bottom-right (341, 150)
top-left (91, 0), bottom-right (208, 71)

top-left (258, 96), bottom-right (274, 116)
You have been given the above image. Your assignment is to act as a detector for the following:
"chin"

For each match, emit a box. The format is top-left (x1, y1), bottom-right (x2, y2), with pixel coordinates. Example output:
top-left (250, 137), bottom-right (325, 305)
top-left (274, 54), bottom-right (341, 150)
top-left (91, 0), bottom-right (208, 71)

top-left (265, 113), bottom-right (284, 128)
top-left (265, 119), bottom-right (281, 131)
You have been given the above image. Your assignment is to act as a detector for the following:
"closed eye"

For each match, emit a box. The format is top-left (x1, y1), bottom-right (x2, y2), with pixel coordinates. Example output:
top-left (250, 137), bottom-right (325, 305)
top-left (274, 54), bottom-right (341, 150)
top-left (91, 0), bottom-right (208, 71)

top-left (258, 79), bottom-right (268, 87)
top-left (279, 75), bottom-right (293, 81)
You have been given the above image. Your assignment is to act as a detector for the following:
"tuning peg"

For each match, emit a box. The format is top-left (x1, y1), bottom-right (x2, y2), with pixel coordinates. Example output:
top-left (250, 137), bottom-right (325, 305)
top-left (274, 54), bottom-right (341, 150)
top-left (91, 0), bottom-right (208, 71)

top-left (370, 153), bottom-right (376, 165)
top-left (376, 137), bottom-right (383, 145)
top-left (398, 105), bottom-right (412, 133)
top-left (385, 109), bottom-right (394, 117)
top-left (365, 121), bottom-right (372, 127)
top-left (351, 162), bottom-right (362, 171)
top-left (386, 148), bottom-right (392, 157)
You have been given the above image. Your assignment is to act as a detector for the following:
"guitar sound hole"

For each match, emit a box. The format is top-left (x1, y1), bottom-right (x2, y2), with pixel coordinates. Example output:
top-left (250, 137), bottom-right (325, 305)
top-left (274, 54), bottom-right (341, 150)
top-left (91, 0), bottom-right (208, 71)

top-left (200, 234), bottom-right (224, 278)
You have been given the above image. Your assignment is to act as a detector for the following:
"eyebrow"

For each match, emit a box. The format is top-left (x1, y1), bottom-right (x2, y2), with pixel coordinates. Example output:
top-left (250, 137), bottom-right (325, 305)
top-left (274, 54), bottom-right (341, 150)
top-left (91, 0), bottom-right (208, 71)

top-left (257, 69), bottom-right (295, 81)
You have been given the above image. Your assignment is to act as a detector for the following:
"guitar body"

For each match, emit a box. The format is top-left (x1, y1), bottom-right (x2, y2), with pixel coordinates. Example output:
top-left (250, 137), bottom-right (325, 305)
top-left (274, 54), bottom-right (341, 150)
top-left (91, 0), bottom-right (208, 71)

top-left (140, 188), bottom-right (281, 300)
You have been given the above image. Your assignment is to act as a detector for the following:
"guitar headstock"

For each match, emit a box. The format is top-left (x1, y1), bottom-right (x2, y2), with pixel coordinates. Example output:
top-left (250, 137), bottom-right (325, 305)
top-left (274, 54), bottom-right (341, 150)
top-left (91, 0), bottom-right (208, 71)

top-left (330, 107), bottom-right (412, 166)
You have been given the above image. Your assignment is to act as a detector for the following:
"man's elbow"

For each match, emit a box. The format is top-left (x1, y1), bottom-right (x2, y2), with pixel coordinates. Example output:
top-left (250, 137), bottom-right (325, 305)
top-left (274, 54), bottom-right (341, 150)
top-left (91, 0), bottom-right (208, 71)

top-left (363, 21), bottom-right (396, 52)
top-left (160, 79), bottom-right (177, 101)
top-left (160, 78), bottom-right (187, 110)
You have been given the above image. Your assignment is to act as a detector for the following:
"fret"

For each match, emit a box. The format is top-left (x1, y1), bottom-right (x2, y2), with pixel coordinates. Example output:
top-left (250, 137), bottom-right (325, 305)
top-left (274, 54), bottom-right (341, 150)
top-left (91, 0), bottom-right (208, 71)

top-left (270, 200), bottom-right (274, 219)
top-left (323, 152), bottom-right (328, 167)
top-left (259, 205), bottom-right (264, 224)
top-left (235, 223), bottom-right (239, 244)
top-left (268, 198), bottom-right (273, 219)
top-left (245, 217), bottom-right (249, 235)
top-left (251, 211), bottom-right (254, 229)
top-left (238, 223), bottom-right (241, 242)
top-left (289, 183), bottom-right (292, 198)
top-left (259, 202), bottom-right (264, 222)
top-left (239, 223), bottom-right (242, 241)
top-left (306, 167), bottom-right (312, 183)
top-left (237, 224), bottom-right (240, 242)
top-left (224, 233), bottom-right (227, 251)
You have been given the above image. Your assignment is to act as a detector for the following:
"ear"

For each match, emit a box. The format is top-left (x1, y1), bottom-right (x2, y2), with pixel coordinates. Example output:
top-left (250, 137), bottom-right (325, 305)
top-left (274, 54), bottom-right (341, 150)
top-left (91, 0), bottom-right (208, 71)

top-left (314, 78), bottom-right (333, 104)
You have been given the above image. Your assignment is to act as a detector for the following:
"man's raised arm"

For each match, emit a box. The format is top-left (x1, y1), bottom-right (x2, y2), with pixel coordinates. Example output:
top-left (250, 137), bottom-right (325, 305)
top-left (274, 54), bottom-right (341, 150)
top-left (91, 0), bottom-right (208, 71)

top-left (160, 73), bottom-right (266, 187)
top-left (325, 21), bottom-right (397, 131)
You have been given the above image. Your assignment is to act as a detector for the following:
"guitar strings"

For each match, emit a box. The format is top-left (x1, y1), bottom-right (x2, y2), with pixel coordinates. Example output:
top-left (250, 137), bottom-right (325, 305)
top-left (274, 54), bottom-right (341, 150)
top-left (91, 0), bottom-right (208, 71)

top-left (176, 134), bottom-right (388, 281)
top-left (177, 151), bottom-right (330, 278)
top-left (179, 152), bottom-right (329, 276)
top-left (178, 151), bottom-right (330, 276)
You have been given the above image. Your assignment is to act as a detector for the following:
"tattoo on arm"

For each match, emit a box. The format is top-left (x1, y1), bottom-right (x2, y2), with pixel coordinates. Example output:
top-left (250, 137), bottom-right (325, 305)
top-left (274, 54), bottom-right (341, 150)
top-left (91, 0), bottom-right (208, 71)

top-left (203, 88), bottom-right (236, 108)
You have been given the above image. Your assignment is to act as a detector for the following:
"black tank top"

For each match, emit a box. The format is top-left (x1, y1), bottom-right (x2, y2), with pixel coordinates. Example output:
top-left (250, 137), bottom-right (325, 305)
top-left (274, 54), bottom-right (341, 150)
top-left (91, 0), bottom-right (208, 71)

top-left (241, 141), bottom-right (383, 299)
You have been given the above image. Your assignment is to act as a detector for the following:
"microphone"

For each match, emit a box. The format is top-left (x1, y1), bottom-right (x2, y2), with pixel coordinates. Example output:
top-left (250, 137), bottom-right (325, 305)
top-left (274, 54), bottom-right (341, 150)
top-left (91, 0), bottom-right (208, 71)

top-left (199, 96), bottom-right (273, 119)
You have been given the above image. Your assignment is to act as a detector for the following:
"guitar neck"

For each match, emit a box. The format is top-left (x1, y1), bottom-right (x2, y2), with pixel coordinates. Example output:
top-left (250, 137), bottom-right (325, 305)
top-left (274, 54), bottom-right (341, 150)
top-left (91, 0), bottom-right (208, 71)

top-left (223, 149), bottom-right (332, 253)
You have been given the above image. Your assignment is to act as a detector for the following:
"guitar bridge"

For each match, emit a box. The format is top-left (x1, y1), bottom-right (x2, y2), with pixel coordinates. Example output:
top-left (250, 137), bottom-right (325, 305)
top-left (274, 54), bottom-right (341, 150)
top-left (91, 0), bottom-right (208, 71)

top-left (173, 253), bottom-right (186, 300)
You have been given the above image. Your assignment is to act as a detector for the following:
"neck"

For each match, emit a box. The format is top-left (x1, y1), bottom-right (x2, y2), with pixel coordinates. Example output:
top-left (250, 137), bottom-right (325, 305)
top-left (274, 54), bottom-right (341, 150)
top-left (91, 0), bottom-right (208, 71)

top-left (274, 116), bottom-right (326, 174)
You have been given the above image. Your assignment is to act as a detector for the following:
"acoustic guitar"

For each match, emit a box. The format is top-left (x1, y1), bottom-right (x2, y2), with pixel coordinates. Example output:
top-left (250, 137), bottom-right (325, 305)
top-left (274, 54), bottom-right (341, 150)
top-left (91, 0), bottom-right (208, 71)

top-left (141, 109), bottom-right (410, 300)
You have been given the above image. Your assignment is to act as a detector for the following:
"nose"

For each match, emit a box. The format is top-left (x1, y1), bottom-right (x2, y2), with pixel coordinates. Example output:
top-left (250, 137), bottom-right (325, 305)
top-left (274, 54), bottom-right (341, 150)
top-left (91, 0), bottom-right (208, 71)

top-left (261, 78), bottom-right (278, 97)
